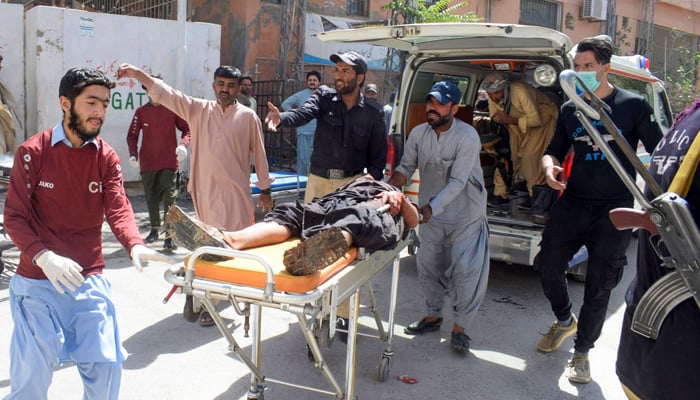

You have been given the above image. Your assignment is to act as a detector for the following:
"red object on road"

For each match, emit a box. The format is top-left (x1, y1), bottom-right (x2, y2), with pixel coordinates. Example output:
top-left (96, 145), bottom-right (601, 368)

top-left (398, 375), bottom-right (419, 384)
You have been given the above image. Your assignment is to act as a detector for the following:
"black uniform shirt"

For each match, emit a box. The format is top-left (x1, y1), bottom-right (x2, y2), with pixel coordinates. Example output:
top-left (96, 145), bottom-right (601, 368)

top-left (279, 86), bottom-right (387, 180)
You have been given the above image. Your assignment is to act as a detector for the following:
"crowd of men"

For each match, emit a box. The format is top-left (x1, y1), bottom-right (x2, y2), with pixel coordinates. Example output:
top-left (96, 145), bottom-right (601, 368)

top-left (0, 32), bottom-right (698, 400)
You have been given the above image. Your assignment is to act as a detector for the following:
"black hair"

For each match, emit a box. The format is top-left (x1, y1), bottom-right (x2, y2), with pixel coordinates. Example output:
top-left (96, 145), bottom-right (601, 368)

top-left (239, 76), bottom-right (253, 84)
top-left (577, 37), bottom-right (613, 65)
top-left (58, 67), bottom-right (115, 102)
top-left (214, 65), bottom-right (241, 80)
top-left (142, 73), bottom-right (162, 91)
top-left (0, 54), bottom-right (3, 62)
top-left (306, 70), bottom-right (321, 81)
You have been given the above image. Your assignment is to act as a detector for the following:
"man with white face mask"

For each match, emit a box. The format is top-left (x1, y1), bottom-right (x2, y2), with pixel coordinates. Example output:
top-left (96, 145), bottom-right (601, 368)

top-left (535, 36), bottom-right (663, 384)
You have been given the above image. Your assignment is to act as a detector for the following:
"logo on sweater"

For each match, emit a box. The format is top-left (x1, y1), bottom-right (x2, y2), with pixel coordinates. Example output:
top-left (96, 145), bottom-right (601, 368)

top-left (89, 181), bottom-right (103, 193)
top-left (38, 180), bottom-right (54, 189)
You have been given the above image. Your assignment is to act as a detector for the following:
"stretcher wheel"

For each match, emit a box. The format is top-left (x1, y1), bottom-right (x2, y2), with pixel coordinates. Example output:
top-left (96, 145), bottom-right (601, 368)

top-left (378, 355), bottom-right (392, 382)
top-left (183, 295), bottom-right (201, 323)
top-left (408, 243), bottom-right (417, 255)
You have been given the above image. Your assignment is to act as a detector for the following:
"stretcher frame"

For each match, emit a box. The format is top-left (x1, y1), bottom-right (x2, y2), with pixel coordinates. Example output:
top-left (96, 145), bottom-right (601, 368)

top-left (164, 236), bottom-right (409, 399)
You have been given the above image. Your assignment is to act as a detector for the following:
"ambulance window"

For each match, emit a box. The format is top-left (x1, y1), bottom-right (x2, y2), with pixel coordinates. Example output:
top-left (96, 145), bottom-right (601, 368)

top-left (609, 74), bottom-right (652, 104)
top-left (654, 90), bottom-right (673, 131)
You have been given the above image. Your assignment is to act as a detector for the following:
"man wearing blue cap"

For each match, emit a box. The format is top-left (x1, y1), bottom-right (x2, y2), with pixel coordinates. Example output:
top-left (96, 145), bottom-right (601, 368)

top-left (388, 81), bottom-right (490, 354)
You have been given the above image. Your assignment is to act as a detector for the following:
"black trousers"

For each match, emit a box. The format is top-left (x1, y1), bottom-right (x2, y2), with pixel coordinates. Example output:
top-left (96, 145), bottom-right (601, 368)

top-left (538, 193), bottom-right (632, 353)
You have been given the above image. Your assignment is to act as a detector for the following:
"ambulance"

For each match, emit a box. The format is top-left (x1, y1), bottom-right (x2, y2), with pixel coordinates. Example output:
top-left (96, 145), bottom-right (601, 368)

top-left (316, 23), bottom-right (673, 279)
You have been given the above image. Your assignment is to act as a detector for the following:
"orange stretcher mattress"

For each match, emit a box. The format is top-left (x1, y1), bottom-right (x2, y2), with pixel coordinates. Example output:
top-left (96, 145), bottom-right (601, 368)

top-left (188, 240), bottom-right (358, 294)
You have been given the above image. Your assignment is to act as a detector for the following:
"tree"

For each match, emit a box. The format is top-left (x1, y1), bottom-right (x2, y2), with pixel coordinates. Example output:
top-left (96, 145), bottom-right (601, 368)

top-left (382, 0), bottom-right (480, 24)
top-left (661, 28), bottom-right (700, 115)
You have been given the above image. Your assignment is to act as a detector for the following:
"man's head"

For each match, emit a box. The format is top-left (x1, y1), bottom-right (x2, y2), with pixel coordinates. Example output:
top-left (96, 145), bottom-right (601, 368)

top-left (306, 70), bottom-right (321, 91)
top-left (239, 76), bottom-right (254, 96)
top-left (330, 51), bottom-right (367, 94)
top-left (573, 36), bottom-right (613, 93)
top-left (58, 67), bottom-right (115, 142)
top-left (212, 65), bottom-right (242, 107)
top-left (481, 73), bottom-right (510, 105)
top-left (425, 81), bottom-right (462, 130)
top-left (365, 84), bottom-right (378, 100)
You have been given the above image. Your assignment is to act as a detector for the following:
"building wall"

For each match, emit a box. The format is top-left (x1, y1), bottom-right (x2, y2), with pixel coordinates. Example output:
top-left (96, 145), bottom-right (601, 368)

top-left (21, 6), bottom-right (221, 181)
top-left (186, 0), bottom-right (698, 86)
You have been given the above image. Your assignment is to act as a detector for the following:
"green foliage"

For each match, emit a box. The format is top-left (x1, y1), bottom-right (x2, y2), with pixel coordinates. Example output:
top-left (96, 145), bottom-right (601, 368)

top-left (613, 17), bottom-right (632, 55)
top-left (382, 0), bottom-right (480, 24)
top-left (663, 28), bottom-right (700, 114)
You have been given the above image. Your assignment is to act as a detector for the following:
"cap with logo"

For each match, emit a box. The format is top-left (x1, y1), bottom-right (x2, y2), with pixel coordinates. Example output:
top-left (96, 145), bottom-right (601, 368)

top-left (330, 51), bottom-right (368, 75)
top-left (481, 73), bottom-right (510, 93)
top-left (426, 81), bottom-right (462, 105)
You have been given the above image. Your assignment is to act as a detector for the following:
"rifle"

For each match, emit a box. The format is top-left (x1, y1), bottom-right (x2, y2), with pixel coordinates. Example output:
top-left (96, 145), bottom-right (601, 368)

top-left (559, 70), bottom-right (700, 339)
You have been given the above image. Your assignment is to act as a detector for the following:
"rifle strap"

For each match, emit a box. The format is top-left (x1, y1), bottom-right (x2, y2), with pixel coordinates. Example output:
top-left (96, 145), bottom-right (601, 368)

top-left (668, 129), bottom-right (700, 196)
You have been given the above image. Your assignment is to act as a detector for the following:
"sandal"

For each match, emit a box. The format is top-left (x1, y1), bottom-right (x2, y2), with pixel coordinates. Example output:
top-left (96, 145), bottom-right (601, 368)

top-left (199, 310), bottom-right (215, 327)
top-left (450, 331), bottom-right (471, 353)
top-left (404, 317), bottom-right (443, 335)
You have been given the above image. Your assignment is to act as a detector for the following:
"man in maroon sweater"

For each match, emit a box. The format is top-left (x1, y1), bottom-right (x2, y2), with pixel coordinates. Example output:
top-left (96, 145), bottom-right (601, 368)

top-left (2, 67), bottom-right (172, 399)
top-left (127, 75), bottom-right (191, 248)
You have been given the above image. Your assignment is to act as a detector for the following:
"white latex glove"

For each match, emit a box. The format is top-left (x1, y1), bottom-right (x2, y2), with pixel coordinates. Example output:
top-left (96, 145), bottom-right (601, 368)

top-left (130, 244), bottom-right (176, 272)
top-left (129, 156), bottom-right (139, 169)
top-left (175, 145), bottom-right (188, 162)
top-left (35, 250), bottom-right (85, 294)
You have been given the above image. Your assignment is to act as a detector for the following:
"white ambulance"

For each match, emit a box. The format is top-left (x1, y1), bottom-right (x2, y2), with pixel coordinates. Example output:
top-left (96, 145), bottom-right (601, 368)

top-left (316, 23), bottom-right (673, 278)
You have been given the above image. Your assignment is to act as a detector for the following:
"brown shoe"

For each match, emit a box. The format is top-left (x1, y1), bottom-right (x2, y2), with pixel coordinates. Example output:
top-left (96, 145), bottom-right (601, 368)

top-left (283, 227), bottom-right (349, 276)
top-left (165, 205), bottom-right (228, 260)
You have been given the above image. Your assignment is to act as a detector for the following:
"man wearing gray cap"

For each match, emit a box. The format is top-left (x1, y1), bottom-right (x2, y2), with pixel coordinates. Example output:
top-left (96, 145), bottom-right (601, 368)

top-left (482, 72), bottom-right (558, 209)
top-left (388, 81), bottom-right (490, 355)
top-left (265, 50), bottom-right (386, 341)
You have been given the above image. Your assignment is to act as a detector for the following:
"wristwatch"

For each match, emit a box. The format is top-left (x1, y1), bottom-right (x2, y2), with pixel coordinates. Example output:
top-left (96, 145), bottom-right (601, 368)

top-left (261, 188), bottom-right (271, 195)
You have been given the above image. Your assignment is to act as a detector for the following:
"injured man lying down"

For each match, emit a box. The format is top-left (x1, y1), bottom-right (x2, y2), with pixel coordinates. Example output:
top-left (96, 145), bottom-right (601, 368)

top-left (166, 174), bottom-right (420, 276)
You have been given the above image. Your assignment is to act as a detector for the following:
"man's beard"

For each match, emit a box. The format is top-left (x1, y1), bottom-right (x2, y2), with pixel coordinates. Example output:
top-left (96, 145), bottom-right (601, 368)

top-left (335, 77), bottom-right (358, 95)
top-left (68, 107), bottom-right (102, 142)
top-left (427, 110), bottom-right (452, 129)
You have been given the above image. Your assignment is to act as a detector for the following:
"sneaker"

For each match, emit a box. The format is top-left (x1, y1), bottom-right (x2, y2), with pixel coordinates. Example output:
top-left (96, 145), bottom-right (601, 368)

top-left (283, 227), bottom-right (348, 276)
top-left (144, 228), bottom-right (159, 243)
top-left (487, 196), bottom-right (510, 207)
top-left (536, 315), bottom-right (578, 352)
top-left (566, 352), bottom-right (591, 383)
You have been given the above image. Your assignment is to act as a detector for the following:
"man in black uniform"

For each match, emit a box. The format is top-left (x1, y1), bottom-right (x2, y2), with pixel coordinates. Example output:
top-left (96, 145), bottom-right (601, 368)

top-left (616, 99), bottom-right (700, 400)
top-left (535, 36), bottom-right (663, 383)
top-left (265, 51), bottom-right (387, 203)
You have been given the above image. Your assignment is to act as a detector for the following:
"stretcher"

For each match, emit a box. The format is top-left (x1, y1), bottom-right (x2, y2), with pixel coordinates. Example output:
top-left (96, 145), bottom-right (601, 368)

top-left (164, 235), bottom-right (409, 399)
top-left (251, 171), bottom-right (307, 201)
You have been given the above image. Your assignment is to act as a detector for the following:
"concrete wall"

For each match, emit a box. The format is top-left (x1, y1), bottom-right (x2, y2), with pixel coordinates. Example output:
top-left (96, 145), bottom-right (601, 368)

top-left (24, 6), bottom-right (221, 181)
top-left (0, 3), bottom-right (26, 149)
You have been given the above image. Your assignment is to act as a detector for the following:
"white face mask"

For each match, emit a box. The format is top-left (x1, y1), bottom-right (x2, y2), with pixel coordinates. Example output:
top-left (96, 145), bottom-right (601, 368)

top-left (576, 70), bottom-right (601, 93)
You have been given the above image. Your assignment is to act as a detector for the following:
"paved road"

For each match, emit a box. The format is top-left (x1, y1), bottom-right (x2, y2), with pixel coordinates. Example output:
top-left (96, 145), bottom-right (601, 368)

top-left (0, 186), bottom-right (634, 399)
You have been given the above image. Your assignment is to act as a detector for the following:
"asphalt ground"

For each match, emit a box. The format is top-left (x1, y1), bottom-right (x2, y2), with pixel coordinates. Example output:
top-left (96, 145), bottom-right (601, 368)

top-left (0, 184), bottom-right (635, 399)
